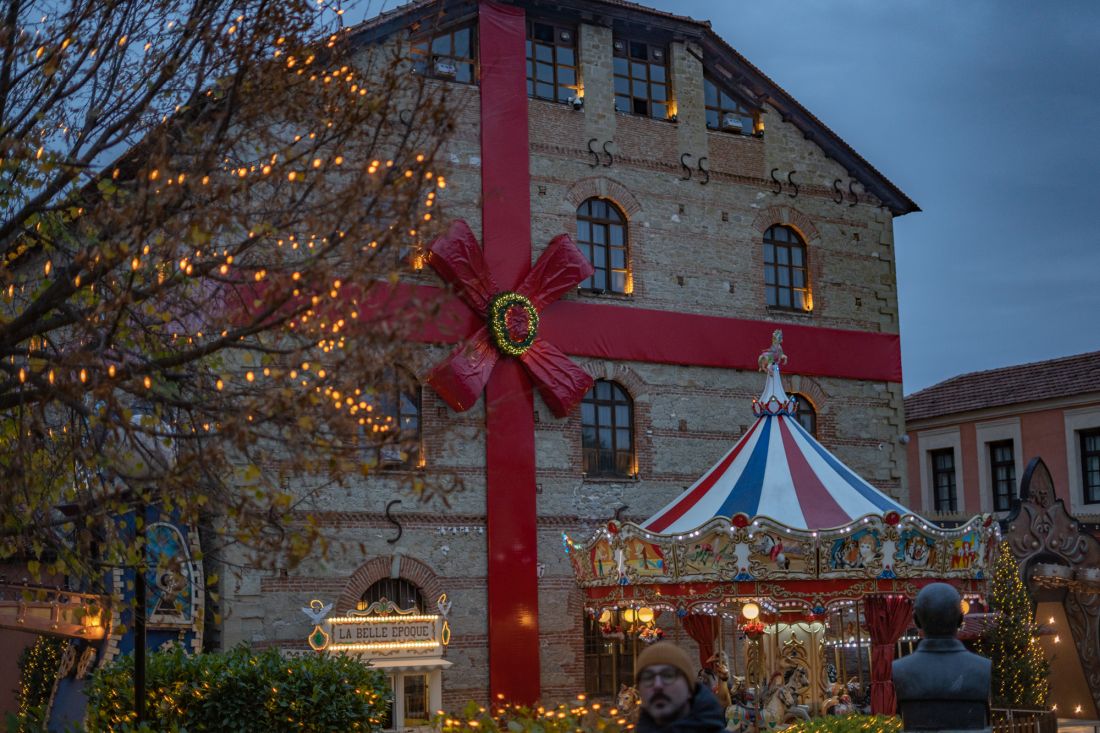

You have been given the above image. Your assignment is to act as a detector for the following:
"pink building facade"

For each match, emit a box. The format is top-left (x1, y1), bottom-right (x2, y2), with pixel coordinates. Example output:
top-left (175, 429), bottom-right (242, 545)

top-left (904, 351), bottom-right (1100, 529)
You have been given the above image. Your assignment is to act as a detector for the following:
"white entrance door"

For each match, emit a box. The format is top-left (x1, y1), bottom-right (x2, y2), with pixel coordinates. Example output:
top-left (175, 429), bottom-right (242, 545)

top-left (384, 668), bottom-right (444, 731)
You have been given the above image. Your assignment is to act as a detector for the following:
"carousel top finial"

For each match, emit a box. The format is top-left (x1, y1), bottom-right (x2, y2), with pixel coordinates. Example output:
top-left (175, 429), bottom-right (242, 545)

top-left (758, 329), bottom-right (788, 373)
top-left (754, 330), bottom-right (795, 417)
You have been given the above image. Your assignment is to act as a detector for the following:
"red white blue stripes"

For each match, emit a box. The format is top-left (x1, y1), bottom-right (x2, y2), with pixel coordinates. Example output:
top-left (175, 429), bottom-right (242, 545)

top-left (643, 366), bottom-right (907, 534)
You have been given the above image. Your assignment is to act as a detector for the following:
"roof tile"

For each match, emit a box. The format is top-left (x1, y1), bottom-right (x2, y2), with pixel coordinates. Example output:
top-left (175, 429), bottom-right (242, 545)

top-left (904, 350), bottom-right (1100, 422)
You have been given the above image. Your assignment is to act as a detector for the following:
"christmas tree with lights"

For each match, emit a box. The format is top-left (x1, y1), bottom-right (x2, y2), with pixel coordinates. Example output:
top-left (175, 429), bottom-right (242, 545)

top-left (978, 542), bottom-right (1049, 709)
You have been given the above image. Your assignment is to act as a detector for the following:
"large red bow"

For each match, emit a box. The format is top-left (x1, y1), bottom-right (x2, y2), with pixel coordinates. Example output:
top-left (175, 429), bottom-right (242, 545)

top-left (427, 219), bottom-right (594, 417)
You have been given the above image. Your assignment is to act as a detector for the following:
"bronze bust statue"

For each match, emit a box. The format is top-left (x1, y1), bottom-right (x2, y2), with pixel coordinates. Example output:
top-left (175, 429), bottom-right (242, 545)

top-left (893, 583), bottom-right (991, 732)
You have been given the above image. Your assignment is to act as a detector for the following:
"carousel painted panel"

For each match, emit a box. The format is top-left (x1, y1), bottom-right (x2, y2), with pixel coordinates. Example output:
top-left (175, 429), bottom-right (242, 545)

top-left (675, 529), bottom-right (740, 580)
top-left (818, 516), bottom-right (887, 580)
top-left (587, 535), bottom-right (668, 584)
top-left (587, 538), bottom-right (618, 583)
top-left (620, 536), bottom-right (667, 578)
top-left (940, 516), bottom-right (995, 579)
top-left (892, 519), bottom-right (943, 578)
top-left (740, 520), bottom-right (816, 580)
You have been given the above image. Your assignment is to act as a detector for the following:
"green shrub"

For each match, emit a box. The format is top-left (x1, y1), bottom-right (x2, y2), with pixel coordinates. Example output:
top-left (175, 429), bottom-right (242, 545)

top-left (85, 645), bottom-right (389, 732)
top-left (782, 715), bottom-right (902, 733)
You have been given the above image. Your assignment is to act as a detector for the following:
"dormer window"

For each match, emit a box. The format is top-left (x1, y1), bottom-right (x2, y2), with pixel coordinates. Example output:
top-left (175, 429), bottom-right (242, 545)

top-left (704, 76), bottom-right (756, 135)
top-left (526, 20), bottom-right (578, 103)
top-left (613, 38), bottom-right (670, 120)
top-left (411, 24), bottom-right (476, 84)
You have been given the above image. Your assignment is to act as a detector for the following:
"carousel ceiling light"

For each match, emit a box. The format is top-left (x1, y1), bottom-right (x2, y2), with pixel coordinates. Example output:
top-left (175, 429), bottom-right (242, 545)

top-left (742, 602), bottom-right (760, 620)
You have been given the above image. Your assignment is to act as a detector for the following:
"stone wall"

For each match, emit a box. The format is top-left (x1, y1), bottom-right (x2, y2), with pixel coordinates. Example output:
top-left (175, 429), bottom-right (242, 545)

top-left (219, 10), bottom-right (909, 712)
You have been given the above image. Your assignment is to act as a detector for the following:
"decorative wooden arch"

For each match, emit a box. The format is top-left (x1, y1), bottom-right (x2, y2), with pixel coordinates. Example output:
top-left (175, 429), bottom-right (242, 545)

top-left (1004, 457), bottom-right (1100, 715)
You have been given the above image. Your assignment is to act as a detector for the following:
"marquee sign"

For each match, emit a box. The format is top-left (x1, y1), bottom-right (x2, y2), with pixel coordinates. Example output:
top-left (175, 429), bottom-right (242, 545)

top-left (301, 595), bottom-right (452, 663)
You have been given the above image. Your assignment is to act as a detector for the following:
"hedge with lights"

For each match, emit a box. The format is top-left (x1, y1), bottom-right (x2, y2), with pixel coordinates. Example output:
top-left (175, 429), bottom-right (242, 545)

top-left (977, 542), bottom-right (1049, 710)
top-left (84, 645), bottom-right (389, 731)
top-left (433, 698), bottom-right (631, 733)
top-left (782, 715), bottom-right (902, 732)
top-left (15, 635), bottom-right (66, 730)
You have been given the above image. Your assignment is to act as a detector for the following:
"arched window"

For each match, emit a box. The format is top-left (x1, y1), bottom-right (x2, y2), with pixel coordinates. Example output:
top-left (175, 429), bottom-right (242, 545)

top-left (577, 199), bottom-right (628, 293)
top-left (582, 380), bottom-right (634, 477)
top-left (363, 368), bottom-right (422, 469)
top-left (764, 225), bottom-right (810, 311)
top-left (359, 578), bottom-right (424, 613)
top-left (792, 393), bottom-right (817, 437)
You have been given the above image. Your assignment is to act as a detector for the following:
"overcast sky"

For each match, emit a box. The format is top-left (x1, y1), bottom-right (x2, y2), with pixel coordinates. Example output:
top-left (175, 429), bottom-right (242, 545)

top-left (360, 0), bottom-right (1100, 394)
top-left (639, 0), bottom-right (1100, 394)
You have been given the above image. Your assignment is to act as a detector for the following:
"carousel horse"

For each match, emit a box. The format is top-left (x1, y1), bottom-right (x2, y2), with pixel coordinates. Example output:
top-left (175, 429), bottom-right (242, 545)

top-left (706, 650), bottom-right (733, 683)
top-left (724, 687), bottom-right (761, 733)
top-left (760, 668), bottom-right (812, 725)
top-left (616, 684), bottom-right (640, 716)
top-left (728, 674), bottom-right (747, 700)
top-left (703, 651), bottom-right (735, 707)
top-left (699, 668), bottom-right (732, 709)
top-left (822, 677), bottom-right (859, 716)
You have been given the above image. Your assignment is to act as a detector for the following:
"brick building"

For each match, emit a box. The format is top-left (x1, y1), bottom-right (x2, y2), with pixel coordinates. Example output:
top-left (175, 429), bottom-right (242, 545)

top-left (904, 350), bottom-right (1100, 524)
top-left (218, 0), bottom-right (917, 722)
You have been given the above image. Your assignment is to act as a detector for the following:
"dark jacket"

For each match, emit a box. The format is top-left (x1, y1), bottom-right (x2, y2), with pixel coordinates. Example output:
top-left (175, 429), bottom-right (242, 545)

top-left (893, 637), bottom-right (991, 731)
top-left (637, 684), bottom-right (726, 733)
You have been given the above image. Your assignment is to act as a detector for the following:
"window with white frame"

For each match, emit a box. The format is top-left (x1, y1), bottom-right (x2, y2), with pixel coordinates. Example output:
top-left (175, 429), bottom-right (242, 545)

top-left (989, 440), bottom-right (1016, 512)
top-left (1082, 428), bottom-right (1100, 505)
top-left (917, 427), bottom-right (964, 515)
top-left (931, 448), bottom-right (958, 512)
top-left (1062, 406), bottom-right (1100, 513)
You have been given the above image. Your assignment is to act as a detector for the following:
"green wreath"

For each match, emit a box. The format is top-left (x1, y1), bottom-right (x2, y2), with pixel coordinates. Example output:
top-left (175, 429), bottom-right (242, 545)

top-left (487, 291), bottom-right (539, 357)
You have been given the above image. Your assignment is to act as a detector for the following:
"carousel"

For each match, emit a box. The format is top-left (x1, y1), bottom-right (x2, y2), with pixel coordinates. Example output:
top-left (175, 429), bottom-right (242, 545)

top-left (565, 333), bottom-right (997, 726)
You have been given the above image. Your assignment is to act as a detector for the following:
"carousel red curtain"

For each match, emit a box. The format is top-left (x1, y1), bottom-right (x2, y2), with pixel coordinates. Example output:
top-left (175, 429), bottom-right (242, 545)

top-left (863, 594), bottom-right (914, 715)
top-left (681, 613), bottom-right (720, 670)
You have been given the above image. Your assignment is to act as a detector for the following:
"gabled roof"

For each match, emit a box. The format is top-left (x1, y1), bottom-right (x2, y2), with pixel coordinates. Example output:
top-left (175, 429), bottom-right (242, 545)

top-left (346, 0), bottom-right (918, 215)
top-left (905, 350), bottom-right (1100, 422)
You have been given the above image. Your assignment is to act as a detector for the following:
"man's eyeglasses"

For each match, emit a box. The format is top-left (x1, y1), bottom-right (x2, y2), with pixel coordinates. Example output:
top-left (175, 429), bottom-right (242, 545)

top-left (637, 669), bottom-right (683, 687)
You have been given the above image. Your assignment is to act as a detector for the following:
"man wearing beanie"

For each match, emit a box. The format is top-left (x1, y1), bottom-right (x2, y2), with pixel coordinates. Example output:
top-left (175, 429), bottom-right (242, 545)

top-left (635, 642), bottom-right (726, 732)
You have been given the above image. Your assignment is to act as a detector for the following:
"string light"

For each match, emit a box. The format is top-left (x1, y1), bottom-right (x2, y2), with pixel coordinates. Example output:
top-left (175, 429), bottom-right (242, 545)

top-left (978, 543), bottom-right (1049, 710)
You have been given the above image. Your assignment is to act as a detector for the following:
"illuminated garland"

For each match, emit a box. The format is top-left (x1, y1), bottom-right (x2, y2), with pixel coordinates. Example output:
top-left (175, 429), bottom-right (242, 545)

top-left (487, 291), bottom-right (538, 357)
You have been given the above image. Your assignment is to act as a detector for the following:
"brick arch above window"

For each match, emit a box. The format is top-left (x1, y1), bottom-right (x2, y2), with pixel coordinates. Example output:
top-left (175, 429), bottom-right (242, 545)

top-left (564, 176), bottom-right (642, 217)
top-left (581, 360), bottom-right (647, 401)
top-left (336, 554), bottom-right (445, 614)
top-left (751, 205), bottom-right (821, 245)
top-left (785, 374), bottom-right (828, 412)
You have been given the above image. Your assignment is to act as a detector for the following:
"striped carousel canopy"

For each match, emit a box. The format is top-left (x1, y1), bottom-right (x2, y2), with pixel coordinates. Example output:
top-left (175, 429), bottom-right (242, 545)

top-left (643, 361), bottom-right (909, 534)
